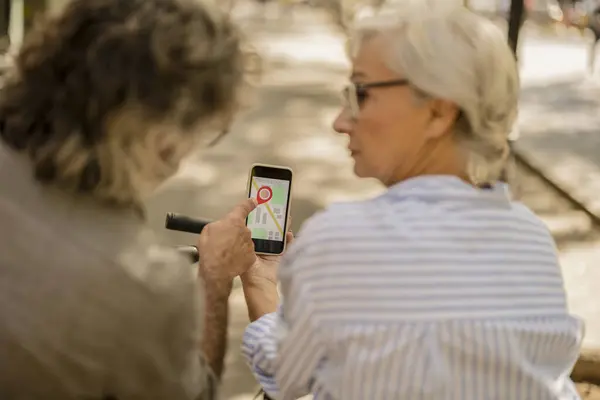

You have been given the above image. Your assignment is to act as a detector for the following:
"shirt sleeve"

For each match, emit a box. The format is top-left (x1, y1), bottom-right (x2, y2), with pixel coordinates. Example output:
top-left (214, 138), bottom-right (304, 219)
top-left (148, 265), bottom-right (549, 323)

top-left (107, 244), bottom-right (218, 400)
top-left (242, 311), bottom-right (281, 396)
top-left (242, 233), bottom-right (325, 400)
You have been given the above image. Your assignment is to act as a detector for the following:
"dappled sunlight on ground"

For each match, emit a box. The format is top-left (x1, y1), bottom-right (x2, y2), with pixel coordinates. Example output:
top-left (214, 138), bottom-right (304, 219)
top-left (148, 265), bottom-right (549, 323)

top-left (514, 161), bottom-right (594, 243)
top-left (517, 78), bottom-right (600, 218)
top-left (260, 32), bottom-right (347, 66)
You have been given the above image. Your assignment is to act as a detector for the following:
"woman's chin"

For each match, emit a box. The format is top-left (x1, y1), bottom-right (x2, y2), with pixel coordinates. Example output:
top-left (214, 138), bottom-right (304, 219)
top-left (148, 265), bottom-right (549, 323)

top-left (352, 160), bottom-right (370, 178)
top-left (352, 159), bottom-right (384, 182)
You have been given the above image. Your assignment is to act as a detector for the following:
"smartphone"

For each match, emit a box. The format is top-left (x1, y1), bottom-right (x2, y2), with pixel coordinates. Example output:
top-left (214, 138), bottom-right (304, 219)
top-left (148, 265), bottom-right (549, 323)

top-left (246, 163), bottom-right (293, 255)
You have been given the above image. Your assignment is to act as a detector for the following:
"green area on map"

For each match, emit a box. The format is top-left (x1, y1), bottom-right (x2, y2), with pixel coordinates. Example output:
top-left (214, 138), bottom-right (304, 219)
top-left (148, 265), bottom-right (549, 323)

top-left (252, 228), bottom-right (268, 239)
top-left (271, 185), bottom-right (287, 205)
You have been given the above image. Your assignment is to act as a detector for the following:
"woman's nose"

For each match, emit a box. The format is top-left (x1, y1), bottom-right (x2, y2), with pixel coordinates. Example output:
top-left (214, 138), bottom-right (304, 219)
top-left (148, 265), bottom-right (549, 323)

top-left (332, 107), bottom-right (353, 135)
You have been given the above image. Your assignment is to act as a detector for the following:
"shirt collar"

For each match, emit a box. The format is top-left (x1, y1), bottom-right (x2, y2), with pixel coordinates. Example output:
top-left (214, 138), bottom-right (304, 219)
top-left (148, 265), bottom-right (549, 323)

top-left (385, 175), bottom-right (512, 203)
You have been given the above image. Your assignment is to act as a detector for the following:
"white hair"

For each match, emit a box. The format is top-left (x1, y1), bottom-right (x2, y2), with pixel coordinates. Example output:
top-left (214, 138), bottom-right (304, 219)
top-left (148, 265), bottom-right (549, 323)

top-left (349, 2), bottom-right (520, 184)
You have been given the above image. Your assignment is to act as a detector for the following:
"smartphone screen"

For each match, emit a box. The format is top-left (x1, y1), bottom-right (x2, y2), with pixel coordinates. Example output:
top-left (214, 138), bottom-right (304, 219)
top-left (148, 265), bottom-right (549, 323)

top-left (246, 164), bottom-right (292, 255)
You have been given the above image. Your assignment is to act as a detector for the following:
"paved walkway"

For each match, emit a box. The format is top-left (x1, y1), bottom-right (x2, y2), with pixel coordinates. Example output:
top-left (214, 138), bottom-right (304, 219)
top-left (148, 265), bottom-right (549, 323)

top-left (516, 79), bottom-right (600, 220)
top-left (143, 5), bottom-right (600, 398)
top-left (512, 20), bottom-right (600, 222)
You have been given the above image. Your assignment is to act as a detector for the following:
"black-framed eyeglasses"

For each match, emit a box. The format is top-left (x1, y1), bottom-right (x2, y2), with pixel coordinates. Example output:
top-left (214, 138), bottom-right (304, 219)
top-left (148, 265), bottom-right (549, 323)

top-left (341, 79), bottom-right (410, 119)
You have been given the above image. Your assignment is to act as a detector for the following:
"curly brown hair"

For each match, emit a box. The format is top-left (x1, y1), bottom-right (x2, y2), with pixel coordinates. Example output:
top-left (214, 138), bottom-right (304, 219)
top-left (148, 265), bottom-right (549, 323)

top-left (0, 0), bottom-right (246, 208)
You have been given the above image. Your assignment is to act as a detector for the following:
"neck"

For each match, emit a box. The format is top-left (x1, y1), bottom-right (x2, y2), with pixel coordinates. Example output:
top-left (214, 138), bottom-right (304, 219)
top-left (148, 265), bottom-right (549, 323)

top-left (387, 134), bottom-right (469, 186)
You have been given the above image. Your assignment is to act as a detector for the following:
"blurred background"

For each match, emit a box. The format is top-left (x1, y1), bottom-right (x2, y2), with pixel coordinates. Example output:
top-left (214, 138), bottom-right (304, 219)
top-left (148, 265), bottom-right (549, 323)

top-left (4, 0), bottom-right (600, 398)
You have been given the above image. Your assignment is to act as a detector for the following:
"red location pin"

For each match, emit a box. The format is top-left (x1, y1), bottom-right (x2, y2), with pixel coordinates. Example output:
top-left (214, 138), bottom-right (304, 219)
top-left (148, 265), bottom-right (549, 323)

top-left (256, 186), bottom-right (273, 205)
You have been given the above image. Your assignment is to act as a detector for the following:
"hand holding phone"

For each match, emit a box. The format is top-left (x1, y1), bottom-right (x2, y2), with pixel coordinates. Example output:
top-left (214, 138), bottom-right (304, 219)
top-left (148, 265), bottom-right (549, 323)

top-left (246, 163), bottom-right (293, 255)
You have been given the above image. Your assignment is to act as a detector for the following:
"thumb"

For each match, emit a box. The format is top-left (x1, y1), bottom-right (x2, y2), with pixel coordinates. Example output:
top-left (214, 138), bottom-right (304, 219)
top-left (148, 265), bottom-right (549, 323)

top-left (227, 197), bottom-right (258, 221)
top-left (285, 231), bottom-right (294, 246)
top-left (285, 215), bottom-right (294, 245)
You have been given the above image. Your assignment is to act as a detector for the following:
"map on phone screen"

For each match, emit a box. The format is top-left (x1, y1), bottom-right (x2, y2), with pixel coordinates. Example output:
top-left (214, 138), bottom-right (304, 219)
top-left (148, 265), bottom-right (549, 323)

top-left (247, 177), bottom-right (290, 242)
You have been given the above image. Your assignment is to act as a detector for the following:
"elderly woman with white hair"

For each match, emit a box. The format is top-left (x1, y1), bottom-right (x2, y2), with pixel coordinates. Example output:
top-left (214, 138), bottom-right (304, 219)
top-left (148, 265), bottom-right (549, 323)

top-left (239, 5), bottom-right (584, 400)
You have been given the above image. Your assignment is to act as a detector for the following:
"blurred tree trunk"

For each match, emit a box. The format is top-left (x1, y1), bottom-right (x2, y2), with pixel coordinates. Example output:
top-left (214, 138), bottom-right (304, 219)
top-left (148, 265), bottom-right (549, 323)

top-left (502, 0), bottom-right (525, 184)
top-left (507, 0), bottom-right (525, 58)
top-left (320, 0), bottom-right (351, 33)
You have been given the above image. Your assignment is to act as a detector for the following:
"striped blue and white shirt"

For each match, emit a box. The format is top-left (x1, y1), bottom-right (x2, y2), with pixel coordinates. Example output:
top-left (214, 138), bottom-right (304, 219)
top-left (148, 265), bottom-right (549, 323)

top-left (242, 176), bottom-right (584, 400)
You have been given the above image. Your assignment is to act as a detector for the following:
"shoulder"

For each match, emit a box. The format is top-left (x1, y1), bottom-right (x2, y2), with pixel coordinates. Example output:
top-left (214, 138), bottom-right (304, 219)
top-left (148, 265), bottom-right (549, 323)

top-left (116, 227), bottom-right (199, 302)
top-left (292, 189), bottom-right (434, 248)
top-left (105, 230), bottom-right (203, 355)
top-left (284, 186), bottom-right (556, 271)
top-left (293, 198), bottom-right (383, 247)
top-left (281, 196), bottom-right (396, 273)
top-left (73, 214), bottom-right (201, 319)
top-left (508, 200), bottom-right (556, 240)
top-left (96, 234), bottom-right (208, 398)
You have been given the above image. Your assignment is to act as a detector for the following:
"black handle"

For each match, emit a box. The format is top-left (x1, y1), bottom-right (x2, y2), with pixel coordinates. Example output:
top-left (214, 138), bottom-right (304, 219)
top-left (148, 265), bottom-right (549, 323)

top-left (165, 213), bottom-right (208, 264)
top-left (165, 213), bottom-right (211, 234)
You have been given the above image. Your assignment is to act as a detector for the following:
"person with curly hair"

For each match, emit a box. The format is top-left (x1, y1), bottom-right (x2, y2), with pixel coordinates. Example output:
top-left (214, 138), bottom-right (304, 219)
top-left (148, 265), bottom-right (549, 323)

top-left (0, 0), bottom-right (258, 398)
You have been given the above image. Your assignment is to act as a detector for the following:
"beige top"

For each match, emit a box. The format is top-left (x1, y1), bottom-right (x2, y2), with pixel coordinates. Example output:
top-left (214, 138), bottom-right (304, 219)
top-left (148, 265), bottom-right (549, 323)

top-left (0, 145), bottom-right (215, 399)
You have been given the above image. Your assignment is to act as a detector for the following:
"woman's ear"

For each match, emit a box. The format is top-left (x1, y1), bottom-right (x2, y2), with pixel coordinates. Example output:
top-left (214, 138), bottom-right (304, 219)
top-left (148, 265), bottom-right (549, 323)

top-left (424, 99), bottom-right (460, 140)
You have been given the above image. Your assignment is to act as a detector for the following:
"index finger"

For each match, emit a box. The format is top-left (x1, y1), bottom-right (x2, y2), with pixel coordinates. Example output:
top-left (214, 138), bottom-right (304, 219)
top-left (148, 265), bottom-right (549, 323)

top-left (227, 197), bottom-right (258, 221)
